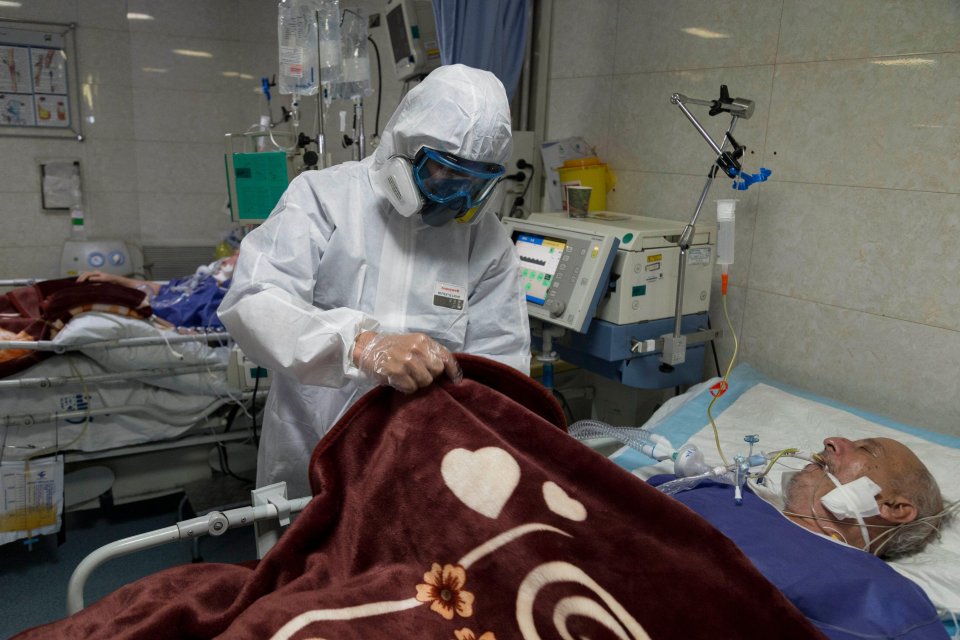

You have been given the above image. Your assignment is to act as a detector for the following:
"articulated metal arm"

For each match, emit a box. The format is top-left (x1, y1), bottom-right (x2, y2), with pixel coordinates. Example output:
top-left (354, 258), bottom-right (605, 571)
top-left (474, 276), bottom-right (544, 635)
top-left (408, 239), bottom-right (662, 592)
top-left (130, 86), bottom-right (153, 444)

top-left (660, 86), bottom-right (767, 370)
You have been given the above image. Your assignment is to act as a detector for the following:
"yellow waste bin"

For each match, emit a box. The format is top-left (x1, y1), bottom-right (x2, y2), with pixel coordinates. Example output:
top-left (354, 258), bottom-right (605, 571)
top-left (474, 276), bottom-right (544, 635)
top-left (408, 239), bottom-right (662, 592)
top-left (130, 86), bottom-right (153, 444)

top-left (557, 157), bottom-right (616, 212)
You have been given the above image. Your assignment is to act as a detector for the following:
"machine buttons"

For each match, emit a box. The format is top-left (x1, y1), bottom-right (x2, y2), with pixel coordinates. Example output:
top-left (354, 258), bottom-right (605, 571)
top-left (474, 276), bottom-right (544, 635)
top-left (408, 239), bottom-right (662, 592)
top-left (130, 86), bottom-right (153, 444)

top-left (88, 252), bottom-right (105, 268)
top-left (109, 252), bottom-right (126, 266)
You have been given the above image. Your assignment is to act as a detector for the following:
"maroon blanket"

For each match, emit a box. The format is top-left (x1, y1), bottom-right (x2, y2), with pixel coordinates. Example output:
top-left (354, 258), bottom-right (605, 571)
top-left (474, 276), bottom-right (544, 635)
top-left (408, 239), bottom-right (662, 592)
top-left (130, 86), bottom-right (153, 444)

top-left (16, 355), bottom-right (824, 639)
top-left (0, 278), bottom-right (149, 377)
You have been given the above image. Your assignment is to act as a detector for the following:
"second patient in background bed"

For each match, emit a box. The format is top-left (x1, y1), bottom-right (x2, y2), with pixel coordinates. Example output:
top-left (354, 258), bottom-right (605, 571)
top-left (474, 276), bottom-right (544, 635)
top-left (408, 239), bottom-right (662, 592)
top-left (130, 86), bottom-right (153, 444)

top-left (77, 250), bottom-right (239, 331)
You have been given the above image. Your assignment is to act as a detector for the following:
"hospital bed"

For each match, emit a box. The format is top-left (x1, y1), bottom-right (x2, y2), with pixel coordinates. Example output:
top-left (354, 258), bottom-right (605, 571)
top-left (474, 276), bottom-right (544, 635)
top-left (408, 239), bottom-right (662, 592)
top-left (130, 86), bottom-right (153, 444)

top-left (0, 278), bottom-right (265, 546)
top-left (13, 355), bottom-right (956, 640)
top-left (594, 363), bottom-right (960, 639)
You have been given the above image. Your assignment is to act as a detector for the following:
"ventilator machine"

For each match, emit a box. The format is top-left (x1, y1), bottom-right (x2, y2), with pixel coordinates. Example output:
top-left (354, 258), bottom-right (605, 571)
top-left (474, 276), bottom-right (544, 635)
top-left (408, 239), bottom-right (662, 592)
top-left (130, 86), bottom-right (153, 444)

top-left (505, 85), bottom-right (771, 392)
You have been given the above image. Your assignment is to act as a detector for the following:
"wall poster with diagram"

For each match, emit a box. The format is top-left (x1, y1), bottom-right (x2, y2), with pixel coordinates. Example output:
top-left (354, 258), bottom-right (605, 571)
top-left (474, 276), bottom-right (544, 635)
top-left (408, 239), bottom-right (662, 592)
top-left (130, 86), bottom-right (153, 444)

top-left (0, 20), bottom-right (81, 139)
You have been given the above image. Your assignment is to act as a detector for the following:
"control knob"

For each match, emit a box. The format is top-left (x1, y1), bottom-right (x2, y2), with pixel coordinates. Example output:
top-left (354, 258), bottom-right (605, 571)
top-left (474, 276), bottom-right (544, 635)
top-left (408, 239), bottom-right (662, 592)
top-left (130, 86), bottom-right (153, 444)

top-left (545, 299), bottom-right (566, 318)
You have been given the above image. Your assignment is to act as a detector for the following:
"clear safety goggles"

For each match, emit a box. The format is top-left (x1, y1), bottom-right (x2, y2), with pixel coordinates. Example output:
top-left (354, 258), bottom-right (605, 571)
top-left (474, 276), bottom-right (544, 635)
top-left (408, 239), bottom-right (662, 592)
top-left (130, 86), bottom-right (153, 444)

top-left (412, 147), bottom-right (505, 210)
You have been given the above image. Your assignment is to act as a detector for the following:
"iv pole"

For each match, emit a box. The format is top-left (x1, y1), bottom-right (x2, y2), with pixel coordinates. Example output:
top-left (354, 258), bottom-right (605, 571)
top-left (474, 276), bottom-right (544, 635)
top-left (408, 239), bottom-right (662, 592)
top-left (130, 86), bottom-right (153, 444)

top-left (654, 86), bottom-right (767, 370)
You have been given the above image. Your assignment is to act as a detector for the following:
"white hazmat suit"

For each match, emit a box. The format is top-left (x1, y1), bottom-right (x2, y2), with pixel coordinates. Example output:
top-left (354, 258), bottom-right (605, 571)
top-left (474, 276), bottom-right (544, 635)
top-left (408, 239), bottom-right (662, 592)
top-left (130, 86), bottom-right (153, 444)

top-left (219, 65), bottom-right (531, 498)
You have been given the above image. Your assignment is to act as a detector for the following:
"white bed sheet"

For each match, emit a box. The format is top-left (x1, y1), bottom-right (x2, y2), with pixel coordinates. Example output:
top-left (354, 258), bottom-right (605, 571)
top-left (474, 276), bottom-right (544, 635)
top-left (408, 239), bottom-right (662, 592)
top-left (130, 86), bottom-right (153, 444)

top-left (2, 312), bottom-right (240, 455)
top-left (53, 312), bottom-right (232, 395)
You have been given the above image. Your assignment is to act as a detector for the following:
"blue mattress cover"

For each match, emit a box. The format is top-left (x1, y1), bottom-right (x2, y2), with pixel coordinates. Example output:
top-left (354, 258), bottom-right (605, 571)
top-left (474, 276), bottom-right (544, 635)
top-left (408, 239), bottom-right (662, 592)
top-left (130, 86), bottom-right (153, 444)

top-left (649, 475), bottom-right (948, 640)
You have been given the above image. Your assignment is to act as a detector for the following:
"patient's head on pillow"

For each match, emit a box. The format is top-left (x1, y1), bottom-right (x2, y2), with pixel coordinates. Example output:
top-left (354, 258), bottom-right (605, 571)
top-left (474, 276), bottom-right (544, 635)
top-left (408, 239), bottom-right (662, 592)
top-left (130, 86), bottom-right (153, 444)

top-left (782, 436), bottom-right (949, 559)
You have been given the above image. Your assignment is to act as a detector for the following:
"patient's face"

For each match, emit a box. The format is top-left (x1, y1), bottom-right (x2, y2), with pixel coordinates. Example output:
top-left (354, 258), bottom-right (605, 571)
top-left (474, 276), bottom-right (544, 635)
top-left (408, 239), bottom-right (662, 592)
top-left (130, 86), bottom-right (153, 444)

top-left (783, 437), bottom-right (921, 516)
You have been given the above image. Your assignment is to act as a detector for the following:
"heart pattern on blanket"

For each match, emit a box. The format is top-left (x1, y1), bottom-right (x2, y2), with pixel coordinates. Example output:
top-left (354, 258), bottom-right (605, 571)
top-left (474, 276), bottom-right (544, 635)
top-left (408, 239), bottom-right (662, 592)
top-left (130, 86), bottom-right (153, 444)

top-left (542, 481), bottom-right (587, 521)
top-left (441, 447), bottom-right (520, 519)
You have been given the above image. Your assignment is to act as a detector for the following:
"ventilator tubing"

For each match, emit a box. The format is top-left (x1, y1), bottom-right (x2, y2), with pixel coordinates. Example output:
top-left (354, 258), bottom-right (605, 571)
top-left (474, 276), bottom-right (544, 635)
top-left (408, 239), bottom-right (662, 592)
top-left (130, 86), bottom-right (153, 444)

top-left (567, 420), bottom-right (676, 462)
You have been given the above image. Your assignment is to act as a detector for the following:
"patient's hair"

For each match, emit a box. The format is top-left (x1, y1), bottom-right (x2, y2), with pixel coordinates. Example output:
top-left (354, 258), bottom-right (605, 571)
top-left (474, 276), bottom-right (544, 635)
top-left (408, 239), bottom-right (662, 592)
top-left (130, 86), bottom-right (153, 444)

top-left (875, 465), bottom-right (949, 560)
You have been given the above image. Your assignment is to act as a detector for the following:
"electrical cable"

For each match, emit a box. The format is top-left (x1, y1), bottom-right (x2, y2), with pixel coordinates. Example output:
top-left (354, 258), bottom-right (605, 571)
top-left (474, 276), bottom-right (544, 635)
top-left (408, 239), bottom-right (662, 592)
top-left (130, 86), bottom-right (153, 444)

top-left (367, 35), bottom-right (382, 138)
top-left (552, 388), bottom-right (575, 424)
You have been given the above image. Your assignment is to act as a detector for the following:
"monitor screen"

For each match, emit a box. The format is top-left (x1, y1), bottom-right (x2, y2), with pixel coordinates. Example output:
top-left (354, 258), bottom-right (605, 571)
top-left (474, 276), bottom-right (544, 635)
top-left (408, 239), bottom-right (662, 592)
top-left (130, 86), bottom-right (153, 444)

top-left (387, 5), bottom-right (412, 64)
top-left (513, 231), bottom-right (566, 305)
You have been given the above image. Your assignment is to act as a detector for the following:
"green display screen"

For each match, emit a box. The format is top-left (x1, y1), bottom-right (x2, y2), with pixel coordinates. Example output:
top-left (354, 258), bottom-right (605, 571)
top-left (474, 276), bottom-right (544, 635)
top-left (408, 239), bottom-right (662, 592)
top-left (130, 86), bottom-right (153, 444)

top-left (226, 151), bottom-right (289, 222)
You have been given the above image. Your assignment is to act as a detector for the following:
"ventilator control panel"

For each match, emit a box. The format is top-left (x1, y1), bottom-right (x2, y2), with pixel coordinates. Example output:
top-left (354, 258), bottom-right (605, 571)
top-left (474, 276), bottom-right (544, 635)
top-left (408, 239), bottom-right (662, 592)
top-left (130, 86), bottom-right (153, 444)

top-left (502, 217), bottom-right (618, 333)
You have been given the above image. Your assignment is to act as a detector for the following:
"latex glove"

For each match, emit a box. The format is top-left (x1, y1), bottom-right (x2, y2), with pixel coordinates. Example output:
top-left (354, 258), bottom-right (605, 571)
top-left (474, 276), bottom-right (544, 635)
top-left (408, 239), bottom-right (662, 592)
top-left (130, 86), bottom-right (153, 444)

top-left (354, 331), bottom-right (463, 394)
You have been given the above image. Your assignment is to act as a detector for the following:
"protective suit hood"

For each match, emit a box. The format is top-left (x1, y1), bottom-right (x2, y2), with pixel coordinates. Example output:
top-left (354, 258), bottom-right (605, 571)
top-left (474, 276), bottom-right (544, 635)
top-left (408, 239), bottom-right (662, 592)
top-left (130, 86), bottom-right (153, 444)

top-left (369, 65), bottom-right (512, 223)
top-left (372, 64), bottom-right (512, 168)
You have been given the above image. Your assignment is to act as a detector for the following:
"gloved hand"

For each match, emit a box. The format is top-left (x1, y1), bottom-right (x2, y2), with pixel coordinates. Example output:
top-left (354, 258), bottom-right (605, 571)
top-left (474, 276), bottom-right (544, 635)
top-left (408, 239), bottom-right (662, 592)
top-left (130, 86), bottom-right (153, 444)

top-left (353, 331), bottom-right (463, 394)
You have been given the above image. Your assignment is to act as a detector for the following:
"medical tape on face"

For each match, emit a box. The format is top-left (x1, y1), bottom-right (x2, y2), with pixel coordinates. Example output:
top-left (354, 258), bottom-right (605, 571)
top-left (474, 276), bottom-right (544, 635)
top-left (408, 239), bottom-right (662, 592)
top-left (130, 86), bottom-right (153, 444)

top-left (822, 472), bottom-right (881, 550)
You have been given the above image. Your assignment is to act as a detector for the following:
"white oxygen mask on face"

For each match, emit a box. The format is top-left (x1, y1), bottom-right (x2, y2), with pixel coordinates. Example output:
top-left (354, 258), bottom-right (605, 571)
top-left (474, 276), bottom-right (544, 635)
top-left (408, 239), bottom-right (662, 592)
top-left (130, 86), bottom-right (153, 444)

top-left (821, 472), bottom-right (882, 549)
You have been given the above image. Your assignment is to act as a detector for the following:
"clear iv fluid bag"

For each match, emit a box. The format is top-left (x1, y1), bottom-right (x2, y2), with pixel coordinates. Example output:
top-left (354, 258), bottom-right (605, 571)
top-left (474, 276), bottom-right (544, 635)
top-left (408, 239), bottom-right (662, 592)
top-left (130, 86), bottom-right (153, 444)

top-left (277, 0), bottom-right (342, 96)
top-left (331, 6), bottom-right (372, 100)
top-left (316, 0), bottom-right (343, 81)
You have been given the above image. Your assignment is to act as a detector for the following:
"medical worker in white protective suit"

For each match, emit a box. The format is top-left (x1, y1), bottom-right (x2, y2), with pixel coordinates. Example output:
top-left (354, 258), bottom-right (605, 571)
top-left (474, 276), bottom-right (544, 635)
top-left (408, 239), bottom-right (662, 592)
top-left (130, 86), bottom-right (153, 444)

top-left (219, 64), bottom-right (531, 498)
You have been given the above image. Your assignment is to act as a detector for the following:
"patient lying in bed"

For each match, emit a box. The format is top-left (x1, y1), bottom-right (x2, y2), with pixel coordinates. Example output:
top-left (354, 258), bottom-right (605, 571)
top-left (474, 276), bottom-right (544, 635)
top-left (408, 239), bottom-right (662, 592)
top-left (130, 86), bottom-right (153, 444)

top-left (77, 250), bottom-right (238, 331)
top-left (649, 435), bottom-right (952, 640)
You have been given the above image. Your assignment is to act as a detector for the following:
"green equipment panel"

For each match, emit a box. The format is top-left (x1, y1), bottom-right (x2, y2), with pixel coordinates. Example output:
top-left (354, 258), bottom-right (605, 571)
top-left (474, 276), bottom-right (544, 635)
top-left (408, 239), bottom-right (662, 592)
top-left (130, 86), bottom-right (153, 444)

top-left (224, 150), bottom-right (291, 223)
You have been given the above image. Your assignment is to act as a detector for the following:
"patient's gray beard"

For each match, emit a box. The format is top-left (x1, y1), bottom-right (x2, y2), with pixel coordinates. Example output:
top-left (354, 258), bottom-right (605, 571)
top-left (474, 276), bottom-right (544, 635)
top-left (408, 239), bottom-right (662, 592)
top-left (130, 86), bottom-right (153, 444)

top-left (781, 469), bottom-right (820, 514)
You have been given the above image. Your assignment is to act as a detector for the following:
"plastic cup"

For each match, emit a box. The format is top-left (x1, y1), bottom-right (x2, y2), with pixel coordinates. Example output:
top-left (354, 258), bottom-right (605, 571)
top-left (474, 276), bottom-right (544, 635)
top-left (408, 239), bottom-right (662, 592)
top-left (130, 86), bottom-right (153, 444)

top-left (566, 186), bottom-right (592, 218)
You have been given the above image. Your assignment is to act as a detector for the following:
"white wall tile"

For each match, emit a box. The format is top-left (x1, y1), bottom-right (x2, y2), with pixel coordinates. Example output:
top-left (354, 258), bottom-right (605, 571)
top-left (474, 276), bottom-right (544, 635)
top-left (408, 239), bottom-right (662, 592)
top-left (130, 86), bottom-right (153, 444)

top-left (78, 0), bottom-right (129, 31)
top-left (81, 190), bottom-right (140, 240)
top-left (0, 0), bottom-right (78, 24)
top-left (132, 87), bottom-right (245, 144)
top-left (125, 0), bottom-right (240, 39)
top-left (236, 0), bottom-right (282, 43)
top-left (138, 192), bottom-right (236, 246)
top-left (613, 0), bottom-right (781, 74)
top-left (129, 32), bottom-right (240, 92)
top-left (0, 246), bottom-right (64, 280)
top-left (777, 0), bottom-right (960, 63)
top-left (765, 54), bottom-right (960, 193)
top-left (706, 281), bottom-right (747, 378)
top-left (78, 83), bottom-right (135, 140)
top-left (76, 27), bottom-right (131, 86)
top-left (741, 289), bottom-right (960, 436)
top-left (0, 137), bottom-right (81, 193)
top-left (0, 192), bottom-right (71, 246)
top-left (545, 74), bottom-right (611, 157)
top-left (607, 66), bottom-right (774, 175)
top-left (750, 182), bottom-right (960, 331)
top-left (79, 138), bottom-right (138, 193)
top-left (134, 141), bottom-right (230, 195)
top-left (549, 0), bottom-right (618, 79)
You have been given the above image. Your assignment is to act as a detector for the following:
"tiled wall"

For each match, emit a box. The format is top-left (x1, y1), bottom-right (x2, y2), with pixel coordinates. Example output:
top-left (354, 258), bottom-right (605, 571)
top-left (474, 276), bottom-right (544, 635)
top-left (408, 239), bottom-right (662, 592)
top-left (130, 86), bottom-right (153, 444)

top-left (546, 0), bottom-right (960, 436)
top-left (0, 0), bottom-right (399, 279)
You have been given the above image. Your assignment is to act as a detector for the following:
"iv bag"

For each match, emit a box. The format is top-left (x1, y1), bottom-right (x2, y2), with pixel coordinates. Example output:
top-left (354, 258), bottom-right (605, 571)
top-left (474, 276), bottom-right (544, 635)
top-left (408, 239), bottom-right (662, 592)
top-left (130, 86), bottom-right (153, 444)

top-left (277, 0), bottom-right (342, 96)
top-left (277, 0), bottom-right (318, 95)
top-left (331, 7), bottom-right (372, 100)
top-left (317, 0), bottom-right (343, 83)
